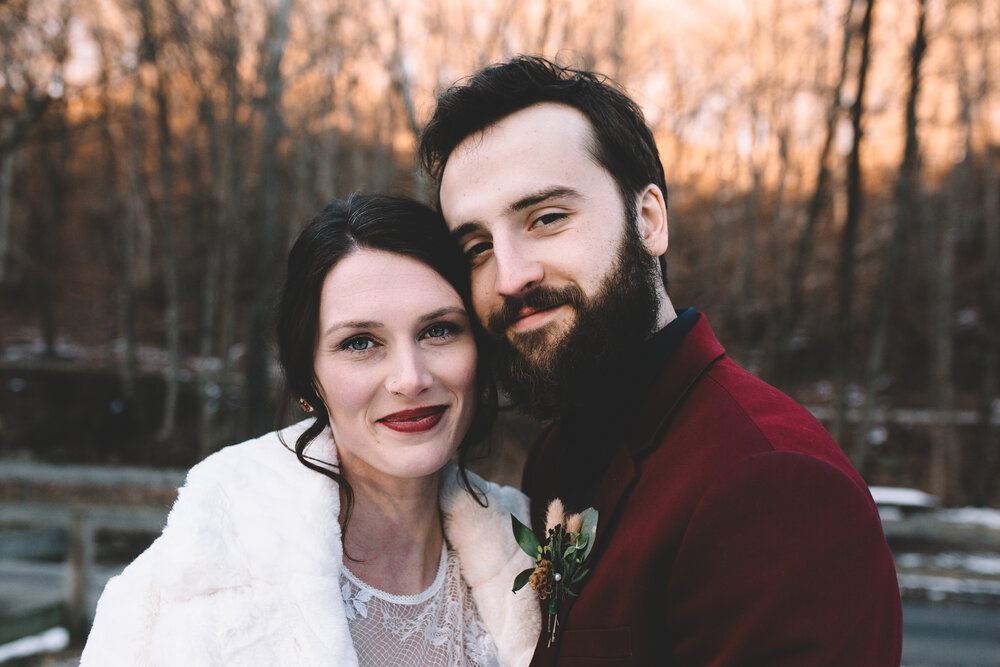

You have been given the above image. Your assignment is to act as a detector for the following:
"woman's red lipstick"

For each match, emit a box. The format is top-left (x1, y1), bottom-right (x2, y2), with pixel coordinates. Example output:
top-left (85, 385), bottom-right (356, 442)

top-left (378, 405), bottom-right (447, 433)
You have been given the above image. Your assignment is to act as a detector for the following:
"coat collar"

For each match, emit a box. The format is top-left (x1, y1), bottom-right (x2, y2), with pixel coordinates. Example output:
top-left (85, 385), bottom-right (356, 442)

top-left (588, 315), bottom-right (726, 557)
top-left (154, 423), bottom-right (538, 665)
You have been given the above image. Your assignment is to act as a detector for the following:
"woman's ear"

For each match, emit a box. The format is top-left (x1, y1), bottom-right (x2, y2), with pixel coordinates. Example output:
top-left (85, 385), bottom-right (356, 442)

top-left (635, 184), bottom-right (668, 258)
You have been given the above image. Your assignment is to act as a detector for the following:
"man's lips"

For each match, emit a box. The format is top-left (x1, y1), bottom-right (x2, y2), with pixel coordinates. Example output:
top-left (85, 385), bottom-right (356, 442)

top-left (510, 305), bottom-right (565, 331)
top-left (377, 405), bottom-right (448, 433)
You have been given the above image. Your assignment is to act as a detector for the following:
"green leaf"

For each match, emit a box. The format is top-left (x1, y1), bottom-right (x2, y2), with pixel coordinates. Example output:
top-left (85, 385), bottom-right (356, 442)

top-left (580, 508), bottom-right (599, 560)
top-left (571, 567), bottom-right (590, 584)
top-left (563, 533), bottom-right (589, 559)
top-left (511, 514), bottom-right (541, 560)
top-left (512, 567), bottom-right (534, 592)
top-left (563, 542), bottom-right (582, 560)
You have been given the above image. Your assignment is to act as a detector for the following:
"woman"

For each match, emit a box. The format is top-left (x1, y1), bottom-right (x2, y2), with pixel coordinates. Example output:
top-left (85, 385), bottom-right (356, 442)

top-left (81, 194), bottom-right (540, 666)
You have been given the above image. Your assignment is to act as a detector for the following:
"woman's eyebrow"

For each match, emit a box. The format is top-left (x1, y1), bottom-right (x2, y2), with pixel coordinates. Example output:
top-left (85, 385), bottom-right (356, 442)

top-left (419, 307), bottom-right (468, 323)
top-left (322, 320), bottom-right (381, 337)
top-left (322, 308), bottom-right (466, 337)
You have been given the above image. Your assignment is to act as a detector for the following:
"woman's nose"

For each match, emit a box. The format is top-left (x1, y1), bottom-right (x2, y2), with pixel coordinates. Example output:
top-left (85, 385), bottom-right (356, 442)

top-left (385, 347), bottom-right (433, 396)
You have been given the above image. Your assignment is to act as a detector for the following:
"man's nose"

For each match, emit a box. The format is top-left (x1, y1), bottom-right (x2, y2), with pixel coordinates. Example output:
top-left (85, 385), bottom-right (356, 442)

top-left (492, 238), bottom-right (544, 297)
top-left (386, 346), bottom-right (433, 397)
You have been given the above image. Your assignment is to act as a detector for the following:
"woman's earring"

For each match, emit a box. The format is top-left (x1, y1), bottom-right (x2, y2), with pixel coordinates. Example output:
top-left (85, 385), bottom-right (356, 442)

top-left (299, 398), bottom-right (315, 413)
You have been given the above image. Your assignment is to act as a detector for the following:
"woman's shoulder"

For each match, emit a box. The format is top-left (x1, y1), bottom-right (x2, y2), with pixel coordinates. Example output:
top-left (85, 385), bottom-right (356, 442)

top-left (185, 420), bottom-right (316, 481)
top-left (156, 420), bottom-right (342, 585)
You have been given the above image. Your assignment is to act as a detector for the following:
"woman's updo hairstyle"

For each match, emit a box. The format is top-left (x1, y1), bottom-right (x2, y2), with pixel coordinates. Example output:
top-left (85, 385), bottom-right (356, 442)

top-left (277, 193), bottom-right (496, 520)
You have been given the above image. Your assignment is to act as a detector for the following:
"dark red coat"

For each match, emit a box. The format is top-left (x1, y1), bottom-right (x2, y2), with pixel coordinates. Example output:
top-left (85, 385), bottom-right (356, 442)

top-left (522, 316), bottom-right (902, 666)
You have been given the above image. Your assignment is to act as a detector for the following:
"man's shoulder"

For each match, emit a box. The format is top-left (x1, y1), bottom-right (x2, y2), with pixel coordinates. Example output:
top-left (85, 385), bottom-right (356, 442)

top-left (645, 354), bottom-right (870, 497)
top-left (698, 357), bottom-right (843, 455)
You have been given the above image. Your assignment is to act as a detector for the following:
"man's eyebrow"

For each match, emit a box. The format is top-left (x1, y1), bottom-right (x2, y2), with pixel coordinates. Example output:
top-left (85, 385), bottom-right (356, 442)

top-left (450, 222), bottom-right (482, 241)
top-left (508, 186), bottom-right (584, 213)
top-left (448, 186), bottom-right (584, 240)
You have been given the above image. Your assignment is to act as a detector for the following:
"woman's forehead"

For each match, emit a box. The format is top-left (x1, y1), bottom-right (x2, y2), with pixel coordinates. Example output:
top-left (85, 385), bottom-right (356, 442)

top-left (318, 249), bottom-right (464, 326)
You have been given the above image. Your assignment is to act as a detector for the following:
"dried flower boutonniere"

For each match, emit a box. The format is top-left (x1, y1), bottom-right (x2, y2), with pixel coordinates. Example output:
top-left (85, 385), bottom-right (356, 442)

top-left (511, 499), bottom-right (598, 647)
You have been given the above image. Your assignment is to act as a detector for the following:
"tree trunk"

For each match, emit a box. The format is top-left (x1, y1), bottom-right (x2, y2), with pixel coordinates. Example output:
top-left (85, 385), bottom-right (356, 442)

top-left (853, 0), bottom-right (926, 476)
top-left (389, 11), bottom-right (426, 198)
top-left (197, 90), bottom-right (224, 457)
top-left (38, 105), bottom-right (65, 359)
top-left (0, 143), bottom-right (14, 283)
top-left (136, 0), bottom-right (184, 444)
top-left (971, 0), bottom-right (1000, 507)
top-left (96, 32), bottom-right (136, 405)
top-left (777, 0), bottom-right (856, 382)
top-left (246, 0), bottom-right (292, 436)
top-left (831, 0), bottom-right (875, 445)
top-left (976, 140), bottom-right (1000, 504)
top-left (217, 0), bottom-right (244, 443)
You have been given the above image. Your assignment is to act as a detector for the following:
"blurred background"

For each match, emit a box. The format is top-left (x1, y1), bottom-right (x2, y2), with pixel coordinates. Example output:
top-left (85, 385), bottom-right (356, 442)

top-left (0, 0), bottom-right (998, 663)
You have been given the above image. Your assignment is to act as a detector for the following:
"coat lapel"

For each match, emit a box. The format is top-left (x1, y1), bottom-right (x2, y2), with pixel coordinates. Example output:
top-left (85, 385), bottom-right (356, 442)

top-left (580, 316), bottom-right (727, 572)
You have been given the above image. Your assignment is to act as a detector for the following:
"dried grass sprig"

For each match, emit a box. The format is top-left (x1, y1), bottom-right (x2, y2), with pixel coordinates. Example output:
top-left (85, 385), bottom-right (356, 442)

top-left (512, 499), bottom-right (599, 647)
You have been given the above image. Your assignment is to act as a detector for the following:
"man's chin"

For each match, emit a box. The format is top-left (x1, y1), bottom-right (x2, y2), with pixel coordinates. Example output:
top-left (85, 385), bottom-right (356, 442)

top-left (506, 322), bottom-right (569, 358)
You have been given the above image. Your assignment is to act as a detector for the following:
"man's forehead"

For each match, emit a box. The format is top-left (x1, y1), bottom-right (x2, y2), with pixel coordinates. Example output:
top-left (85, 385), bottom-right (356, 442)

top-left (439, 103), bottom-right (598, 225)
top-left (448, 102), bottom-right (594, 163)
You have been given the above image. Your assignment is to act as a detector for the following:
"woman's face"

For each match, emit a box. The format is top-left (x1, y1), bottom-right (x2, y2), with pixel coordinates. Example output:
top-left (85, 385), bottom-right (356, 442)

top-left (313, 248), bottom-right (478, 485)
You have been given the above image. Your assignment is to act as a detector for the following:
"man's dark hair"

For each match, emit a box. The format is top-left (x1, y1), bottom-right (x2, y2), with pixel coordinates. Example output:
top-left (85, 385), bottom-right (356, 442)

top-left (418, 55), bottom-right (668, 287)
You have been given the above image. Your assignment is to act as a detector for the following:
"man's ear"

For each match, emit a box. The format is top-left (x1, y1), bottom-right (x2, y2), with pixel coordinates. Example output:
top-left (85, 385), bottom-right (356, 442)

top-left (635, 184), bottom-right (668, 257)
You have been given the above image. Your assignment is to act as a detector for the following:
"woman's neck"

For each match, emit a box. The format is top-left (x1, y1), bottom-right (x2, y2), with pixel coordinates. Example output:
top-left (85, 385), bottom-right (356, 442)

top-left (340, 469), bottom-right (444, 595)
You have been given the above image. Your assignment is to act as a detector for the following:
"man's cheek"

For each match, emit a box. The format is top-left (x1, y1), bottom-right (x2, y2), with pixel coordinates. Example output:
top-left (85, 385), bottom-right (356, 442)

top-left (471, 291), bottom-right (493, 327)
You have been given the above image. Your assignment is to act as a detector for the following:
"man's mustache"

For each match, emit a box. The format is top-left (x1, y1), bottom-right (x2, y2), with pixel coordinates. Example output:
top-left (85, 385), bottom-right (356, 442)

top-left (486, 285), bottom-right (587, 336)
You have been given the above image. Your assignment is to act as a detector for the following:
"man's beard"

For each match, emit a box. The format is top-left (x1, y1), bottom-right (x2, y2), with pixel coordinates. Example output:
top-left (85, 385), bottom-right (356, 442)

top-left (486, 222), bottom-right (661, 419)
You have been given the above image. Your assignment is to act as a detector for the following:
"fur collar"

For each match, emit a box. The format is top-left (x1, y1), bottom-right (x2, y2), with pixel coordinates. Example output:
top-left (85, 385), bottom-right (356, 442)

top-left (82, 421), bottom-right (539, 666)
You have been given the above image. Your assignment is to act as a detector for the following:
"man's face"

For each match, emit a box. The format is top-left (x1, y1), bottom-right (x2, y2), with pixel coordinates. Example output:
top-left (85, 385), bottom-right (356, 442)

top-left (439, 102), bottom-right (663, 415)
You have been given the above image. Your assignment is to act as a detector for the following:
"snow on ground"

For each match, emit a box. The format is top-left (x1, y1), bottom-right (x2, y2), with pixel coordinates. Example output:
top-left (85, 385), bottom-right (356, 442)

top-left (870, 486), bottom-right (940, 509)
top-left (896, 552), bottom-right (1000, 576)
top-left (897, 573), bottom-right (1000, 602)
top-left (936, 507), bottom-right (1000, 531)
top-left (0, 627), bottom-right (68, 664)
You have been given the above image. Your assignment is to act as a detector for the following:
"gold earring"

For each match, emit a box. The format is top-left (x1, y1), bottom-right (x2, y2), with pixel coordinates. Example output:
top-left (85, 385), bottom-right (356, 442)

top-left (299, 398), bottom-right (315, 413)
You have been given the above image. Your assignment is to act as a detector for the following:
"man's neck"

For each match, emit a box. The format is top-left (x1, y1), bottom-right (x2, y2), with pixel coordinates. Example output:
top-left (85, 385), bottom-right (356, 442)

top-left (654, 292), bottom-right (678, 333)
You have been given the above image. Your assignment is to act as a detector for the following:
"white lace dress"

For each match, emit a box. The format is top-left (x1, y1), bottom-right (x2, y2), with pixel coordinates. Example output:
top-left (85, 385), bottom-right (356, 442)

top-left (341, 544), bottom-right (502, 666)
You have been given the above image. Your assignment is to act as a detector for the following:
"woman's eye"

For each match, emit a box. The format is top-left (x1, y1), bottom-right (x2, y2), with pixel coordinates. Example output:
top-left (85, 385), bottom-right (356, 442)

top-left (424, 323), bottom-right (454, 339)
top-left (341, 336), bottom-right (376, 352)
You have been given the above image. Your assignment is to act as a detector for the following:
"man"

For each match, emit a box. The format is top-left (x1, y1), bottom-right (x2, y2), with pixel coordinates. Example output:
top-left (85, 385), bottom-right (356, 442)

top-left (419, 56), bottom-right (902, 666)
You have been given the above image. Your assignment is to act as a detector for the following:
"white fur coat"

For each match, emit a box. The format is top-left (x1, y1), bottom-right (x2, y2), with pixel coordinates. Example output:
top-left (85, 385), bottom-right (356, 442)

top-left (80, 421), bottom-right (540, 666)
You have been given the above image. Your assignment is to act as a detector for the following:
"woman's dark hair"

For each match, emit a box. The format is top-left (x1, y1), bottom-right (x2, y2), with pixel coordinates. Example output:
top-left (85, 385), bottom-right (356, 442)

top-left (277, 193), bottom-right (496, 530)
top-left (418, 54), bottom-right (668, 289)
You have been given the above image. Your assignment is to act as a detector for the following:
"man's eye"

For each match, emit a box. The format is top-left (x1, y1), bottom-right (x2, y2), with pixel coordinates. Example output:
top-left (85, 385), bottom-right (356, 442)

top-left (465, 241), bottom-right (493, 258)
top-left (341, 336), bottom-right (376, 352)
top-left (532, 212), bottom-right (566, 228)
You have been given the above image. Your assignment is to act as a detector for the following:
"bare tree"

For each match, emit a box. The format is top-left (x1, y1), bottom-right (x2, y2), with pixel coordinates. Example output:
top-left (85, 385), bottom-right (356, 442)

top-left (970, 0), bottom-right (999, 504)
top-left (831, 0), bottom-right (876, 444)
top-left (246, 0), bottom-right (293, 437)
top-left (216, 0), bottom-right (246, 446)
top-left (853, 0), bottom-right (927, 475)
top-left (775, 0), bottom-right (856, 382)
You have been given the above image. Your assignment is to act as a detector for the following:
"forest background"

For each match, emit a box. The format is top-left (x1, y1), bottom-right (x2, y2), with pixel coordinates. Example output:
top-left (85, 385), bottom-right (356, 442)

top-left (1, 0), bottom-right (998, 507)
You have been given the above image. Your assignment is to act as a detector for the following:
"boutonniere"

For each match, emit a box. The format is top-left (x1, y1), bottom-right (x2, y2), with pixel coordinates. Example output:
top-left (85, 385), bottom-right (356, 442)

top-left (511, 499), bottom-right (598, 647)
